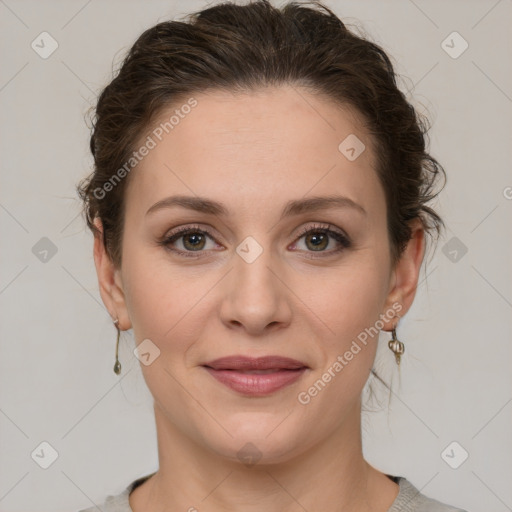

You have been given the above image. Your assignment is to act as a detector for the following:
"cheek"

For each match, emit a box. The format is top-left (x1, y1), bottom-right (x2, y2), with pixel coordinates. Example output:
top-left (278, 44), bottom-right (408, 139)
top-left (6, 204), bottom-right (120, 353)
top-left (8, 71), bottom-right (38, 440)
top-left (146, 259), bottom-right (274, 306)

top-left (121, 251), bottom-right (207, 410)
top-left (121, 244), bottom-right (218, 375)
top-left (308, 259), bottom-right (389, 343)
top-left (297, 253), bottom-right (390, 400)
top-left (294, 264), bottom-right (388, 425)
top-left (121, 243), bottom-right (188, 342)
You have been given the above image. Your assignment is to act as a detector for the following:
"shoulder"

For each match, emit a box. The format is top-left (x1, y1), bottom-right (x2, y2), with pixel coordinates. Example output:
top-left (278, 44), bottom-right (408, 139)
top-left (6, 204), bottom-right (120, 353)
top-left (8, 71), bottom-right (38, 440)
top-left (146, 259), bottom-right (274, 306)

top-left (390, 475), bottom-right (469, 512)
top-left (76, 488), bottom-right (131, 512)
top-left (75, 472), bottom-right (155, 512)
top-left (76, 490), bottom-right (130, 512)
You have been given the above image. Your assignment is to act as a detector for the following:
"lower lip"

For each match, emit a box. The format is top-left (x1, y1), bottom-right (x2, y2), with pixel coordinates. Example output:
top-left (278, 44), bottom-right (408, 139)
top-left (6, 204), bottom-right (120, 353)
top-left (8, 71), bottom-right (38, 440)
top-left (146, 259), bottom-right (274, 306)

top-left (203, 367), bottom-right (307, 396)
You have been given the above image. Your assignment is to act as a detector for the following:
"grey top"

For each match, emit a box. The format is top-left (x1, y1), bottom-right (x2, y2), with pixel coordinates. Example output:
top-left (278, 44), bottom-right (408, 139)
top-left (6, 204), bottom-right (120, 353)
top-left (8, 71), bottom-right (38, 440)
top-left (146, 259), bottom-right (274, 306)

top-left (78, 472), bottom-right (468, 512)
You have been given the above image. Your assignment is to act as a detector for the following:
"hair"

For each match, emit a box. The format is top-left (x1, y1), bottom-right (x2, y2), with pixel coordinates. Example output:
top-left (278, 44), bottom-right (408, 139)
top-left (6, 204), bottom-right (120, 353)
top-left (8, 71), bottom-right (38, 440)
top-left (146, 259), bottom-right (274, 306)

top-left (77, 0), bottom-right (445, 269)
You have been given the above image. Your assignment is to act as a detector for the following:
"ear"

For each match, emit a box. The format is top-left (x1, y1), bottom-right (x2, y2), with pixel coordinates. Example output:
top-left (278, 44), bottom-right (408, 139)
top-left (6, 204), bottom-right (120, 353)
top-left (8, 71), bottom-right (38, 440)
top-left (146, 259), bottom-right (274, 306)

top-left (93, 218), bottom-right (131, 330)
top-left (381, 218), bottom-right (425, 330)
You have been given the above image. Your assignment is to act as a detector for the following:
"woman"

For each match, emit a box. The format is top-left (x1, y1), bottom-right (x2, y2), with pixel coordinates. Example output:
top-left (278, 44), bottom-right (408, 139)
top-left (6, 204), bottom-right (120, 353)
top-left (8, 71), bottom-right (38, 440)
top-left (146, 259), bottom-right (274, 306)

top-left (77, 1), bottom-right (468, 510)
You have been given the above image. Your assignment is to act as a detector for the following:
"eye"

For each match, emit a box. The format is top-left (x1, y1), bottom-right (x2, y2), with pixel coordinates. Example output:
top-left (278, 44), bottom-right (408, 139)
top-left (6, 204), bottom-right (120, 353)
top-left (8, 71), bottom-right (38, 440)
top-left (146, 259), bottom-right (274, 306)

top-left (160, 225), bottom-right (220, 258)
top-left (291, 223), bottom-right (351, 258)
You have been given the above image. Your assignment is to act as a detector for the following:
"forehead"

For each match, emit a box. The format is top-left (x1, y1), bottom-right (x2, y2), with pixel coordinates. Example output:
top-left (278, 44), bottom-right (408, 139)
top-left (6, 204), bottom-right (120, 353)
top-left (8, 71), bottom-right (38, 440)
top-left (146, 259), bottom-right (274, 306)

top-left (125, 85), bottom-right (384, 219)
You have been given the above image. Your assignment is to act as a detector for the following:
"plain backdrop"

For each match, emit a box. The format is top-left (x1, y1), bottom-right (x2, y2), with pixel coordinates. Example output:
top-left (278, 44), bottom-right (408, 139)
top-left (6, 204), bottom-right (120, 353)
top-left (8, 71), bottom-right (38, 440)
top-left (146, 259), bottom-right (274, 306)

top-left (0, 1), bottom-right (511, 511)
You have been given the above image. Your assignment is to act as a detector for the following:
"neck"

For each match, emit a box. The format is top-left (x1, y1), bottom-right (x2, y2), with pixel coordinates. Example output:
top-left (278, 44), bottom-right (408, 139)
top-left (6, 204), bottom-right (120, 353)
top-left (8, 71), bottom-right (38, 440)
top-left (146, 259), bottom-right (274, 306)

top-left (130, 398), bottom-right (397, 512)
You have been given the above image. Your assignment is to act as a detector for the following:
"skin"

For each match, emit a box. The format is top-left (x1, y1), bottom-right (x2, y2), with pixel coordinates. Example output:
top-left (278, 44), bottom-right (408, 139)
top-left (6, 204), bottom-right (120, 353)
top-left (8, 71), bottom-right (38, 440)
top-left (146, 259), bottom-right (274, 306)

top-left (94, 85), bottom-right (425, 512)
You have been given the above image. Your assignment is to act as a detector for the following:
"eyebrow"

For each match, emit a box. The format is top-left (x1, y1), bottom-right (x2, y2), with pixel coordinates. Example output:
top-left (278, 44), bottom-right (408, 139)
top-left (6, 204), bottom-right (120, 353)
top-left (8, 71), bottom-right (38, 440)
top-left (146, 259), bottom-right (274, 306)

top-left (145, 194), bottom-right (367, 218)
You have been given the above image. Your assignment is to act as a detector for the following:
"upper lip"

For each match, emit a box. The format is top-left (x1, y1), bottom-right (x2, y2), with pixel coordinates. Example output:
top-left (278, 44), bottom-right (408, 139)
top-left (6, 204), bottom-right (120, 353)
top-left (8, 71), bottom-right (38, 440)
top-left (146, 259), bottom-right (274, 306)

top-left (202, 355), bottom-right (308, 371)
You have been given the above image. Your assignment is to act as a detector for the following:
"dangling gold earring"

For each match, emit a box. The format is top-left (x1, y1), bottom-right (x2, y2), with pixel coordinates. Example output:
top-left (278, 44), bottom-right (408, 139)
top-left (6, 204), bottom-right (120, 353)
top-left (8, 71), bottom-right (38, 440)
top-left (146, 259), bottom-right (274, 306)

top-left (113, 318), bottom-right (121, 375)
top-left (388, 327), bottom-right (405, 366)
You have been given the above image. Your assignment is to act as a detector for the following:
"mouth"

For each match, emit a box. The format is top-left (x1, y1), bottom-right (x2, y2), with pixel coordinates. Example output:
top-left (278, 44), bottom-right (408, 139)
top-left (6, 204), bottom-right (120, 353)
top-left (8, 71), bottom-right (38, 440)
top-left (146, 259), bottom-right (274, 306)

top-left (201, 355), bottom-right (308, 396)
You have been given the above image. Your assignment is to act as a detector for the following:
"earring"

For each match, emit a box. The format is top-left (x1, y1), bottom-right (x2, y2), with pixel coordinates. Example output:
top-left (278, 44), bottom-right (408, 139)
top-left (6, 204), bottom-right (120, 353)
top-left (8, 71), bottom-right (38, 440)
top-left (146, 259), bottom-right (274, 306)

top-left (113, 318), bottom-right (121, 375)
top-left (388, 327), bottom-right (405, 366)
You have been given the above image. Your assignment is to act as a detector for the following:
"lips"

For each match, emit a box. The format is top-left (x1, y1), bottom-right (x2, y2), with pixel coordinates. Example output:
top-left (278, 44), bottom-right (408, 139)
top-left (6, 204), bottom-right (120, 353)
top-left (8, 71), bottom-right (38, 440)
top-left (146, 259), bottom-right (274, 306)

top-left (203, 355), bottom-right (308, 372)
top-left (202, 355), bottom-right (308, 396)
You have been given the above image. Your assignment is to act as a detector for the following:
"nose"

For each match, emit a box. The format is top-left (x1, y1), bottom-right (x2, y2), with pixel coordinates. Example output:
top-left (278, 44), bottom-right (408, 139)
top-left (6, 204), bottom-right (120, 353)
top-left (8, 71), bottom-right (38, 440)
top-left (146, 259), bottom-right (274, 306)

top-left (219, 242), bottom-right (293, 336)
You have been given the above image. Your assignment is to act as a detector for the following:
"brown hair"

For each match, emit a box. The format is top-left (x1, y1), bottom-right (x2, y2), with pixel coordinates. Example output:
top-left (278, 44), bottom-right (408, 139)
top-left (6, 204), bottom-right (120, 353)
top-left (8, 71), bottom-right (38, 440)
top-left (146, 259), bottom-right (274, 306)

top-left (77, 0), bottom-right (445, 268)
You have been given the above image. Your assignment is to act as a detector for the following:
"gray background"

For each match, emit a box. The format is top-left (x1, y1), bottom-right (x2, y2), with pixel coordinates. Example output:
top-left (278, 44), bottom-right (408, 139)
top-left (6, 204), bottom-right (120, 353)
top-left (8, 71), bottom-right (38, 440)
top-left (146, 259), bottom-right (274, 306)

top-left (1, 1), bottom-right (511, 511)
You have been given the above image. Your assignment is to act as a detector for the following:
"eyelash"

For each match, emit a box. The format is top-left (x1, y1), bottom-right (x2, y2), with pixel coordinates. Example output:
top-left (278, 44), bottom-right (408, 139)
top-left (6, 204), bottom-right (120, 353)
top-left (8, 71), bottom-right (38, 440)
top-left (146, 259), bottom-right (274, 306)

top-left (159, 223), bottom-right (351, 259)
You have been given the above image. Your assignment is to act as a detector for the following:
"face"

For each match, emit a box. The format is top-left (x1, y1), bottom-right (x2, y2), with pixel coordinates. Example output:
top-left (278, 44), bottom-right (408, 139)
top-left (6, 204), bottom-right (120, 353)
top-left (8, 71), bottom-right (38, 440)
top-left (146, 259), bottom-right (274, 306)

top-left (95, 85), bottom-right (424, 465)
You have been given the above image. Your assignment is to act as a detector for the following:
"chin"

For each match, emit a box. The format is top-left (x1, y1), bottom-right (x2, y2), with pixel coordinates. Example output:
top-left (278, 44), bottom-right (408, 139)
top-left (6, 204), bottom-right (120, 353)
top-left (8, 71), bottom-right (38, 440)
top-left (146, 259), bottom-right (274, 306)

top-left (203, 416), bottom-right (305, 466)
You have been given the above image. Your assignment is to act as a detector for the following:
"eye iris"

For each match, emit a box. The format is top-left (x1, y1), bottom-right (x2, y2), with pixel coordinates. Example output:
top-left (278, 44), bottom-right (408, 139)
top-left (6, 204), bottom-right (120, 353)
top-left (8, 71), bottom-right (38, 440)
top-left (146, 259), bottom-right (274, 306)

top-left (306, 232), bottom-right (328, 251)
top-left (183, 232), bottom-right (205, 250)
